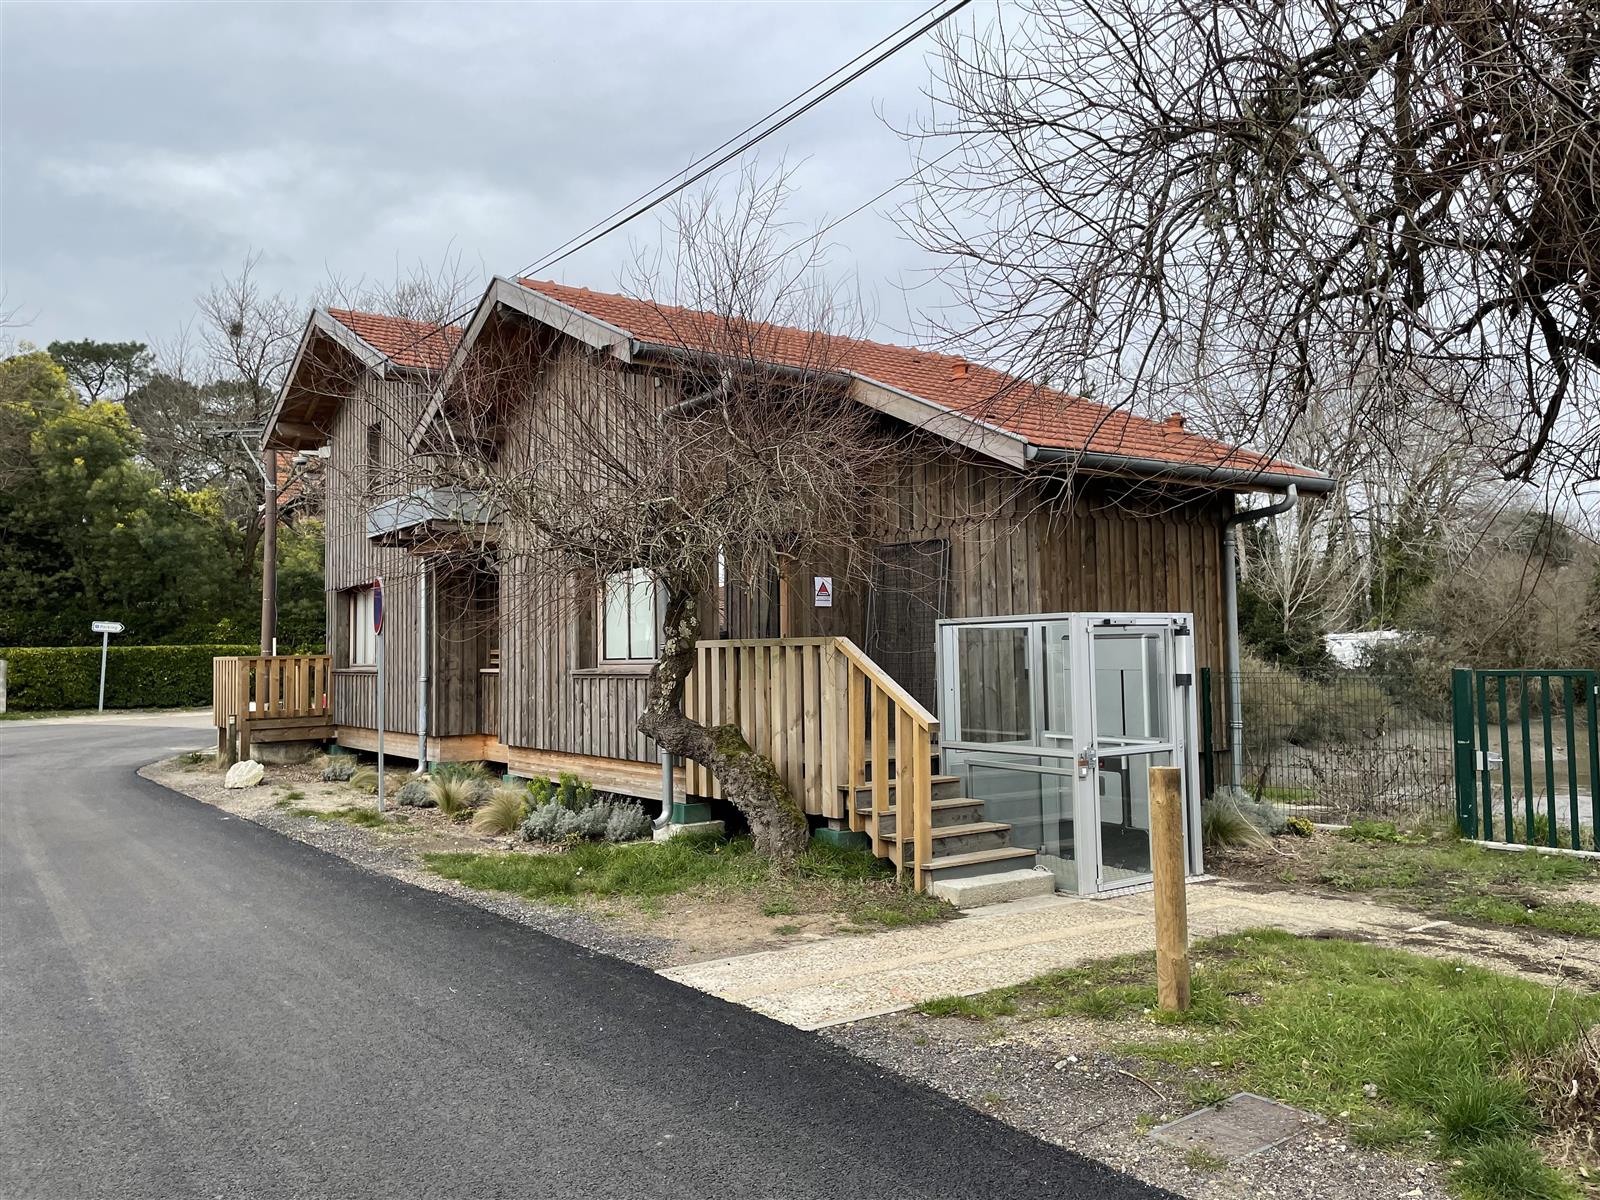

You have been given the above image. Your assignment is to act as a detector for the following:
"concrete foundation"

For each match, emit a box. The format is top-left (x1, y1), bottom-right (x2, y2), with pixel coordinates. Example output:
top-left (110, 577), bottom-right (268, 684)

top-left (653, 820), bottom-right (726, 843)
top-left (253, 740), bottom-right (323, 765)
top-left (929, 867), bottom-right (1057, 909)
top-left (811, 827), bottom-right (870, 851)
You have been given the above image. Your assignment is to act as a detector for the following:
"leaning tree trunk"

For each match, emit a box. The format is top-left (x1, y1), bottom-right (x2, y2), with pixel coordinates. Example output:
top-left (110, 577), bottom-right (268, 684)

top-left (637, 588), bottom-right (810, 866)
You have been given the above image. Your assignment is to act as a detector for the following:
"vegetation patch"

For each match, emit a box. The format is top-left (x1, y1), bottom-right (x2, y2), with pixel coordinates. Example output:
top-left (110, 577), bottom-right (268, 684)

top-left (289, 804), bottom-right (390, 829)
top-left (423, 833), bottom-right (952, 929)
top-left (916, 929), bottom-right (1600, 1200)
top-left (1218, 824), bottom-right (1600, 938)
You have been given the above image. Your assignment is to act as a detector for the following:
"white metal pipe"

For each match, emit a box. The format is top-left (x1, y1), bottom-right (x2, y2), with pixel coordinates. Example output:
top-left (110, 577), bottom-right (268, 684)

top-left (416, 564), bottom-right (429, 772)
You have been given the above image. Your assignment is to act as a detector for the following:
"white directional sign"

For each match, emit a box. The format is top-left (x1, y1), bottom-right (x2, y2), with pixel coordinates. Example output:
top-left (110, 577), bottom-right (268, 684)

top-left (91, 620), bottom-right (126, 634)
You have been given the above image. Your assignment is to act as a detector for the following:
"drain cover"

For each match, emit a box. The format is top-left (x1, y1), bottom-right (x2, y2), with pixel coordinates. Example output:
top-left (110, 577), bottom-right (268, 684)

top-left (1151, 1092), bottom-right (1324, 1161)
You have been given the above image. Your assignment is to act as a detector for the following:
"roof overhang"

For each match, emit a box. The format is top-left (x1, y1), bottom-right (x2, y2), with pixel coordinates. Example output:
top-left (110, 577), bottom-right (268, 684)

top-left (1026, 444), bottom-right (1336, 494)
top-left (263, 309), bottom-right (391, 450)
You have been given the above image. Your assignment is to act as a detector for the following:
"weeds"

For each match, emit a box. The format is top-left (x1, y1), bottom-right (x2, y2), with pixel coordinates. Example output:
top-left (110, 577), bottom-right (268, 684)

top-left (290, 805), bottom-right (388, 829)
top-left (917, 929), bottom-right (1600, 1200)
top-left (423, 834), bottom-right (952, 929)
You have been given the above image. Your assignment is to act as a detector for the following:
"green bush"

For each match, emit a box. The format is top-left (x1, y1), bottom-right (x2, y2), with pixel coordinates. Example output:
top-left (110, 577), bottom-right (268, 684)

top-left (0, 643), bottom-right (255, 711)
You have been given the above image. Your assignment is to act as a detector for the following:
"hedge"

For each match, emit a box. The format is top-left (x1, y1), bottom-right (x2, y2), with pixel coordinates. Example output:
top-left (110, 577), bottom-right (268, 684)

top-left (0, 644), bottom-right (257, 712)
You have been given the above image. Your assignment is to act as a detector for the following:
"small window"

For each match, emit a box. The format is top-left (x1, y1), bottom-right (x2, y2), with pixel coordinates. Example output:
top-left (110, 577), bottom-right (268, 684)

top-left (365, 423), bottom-right (382, 493)
top-left (348, 587), bottom-right (377, 667)
top-left (601, 568), bottom-right (657, 662)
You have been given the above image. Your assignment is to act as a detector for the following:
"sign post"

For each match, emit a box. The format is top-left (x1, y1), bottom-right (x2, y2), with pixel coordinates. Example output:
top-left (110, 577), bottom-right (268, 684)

top-left (90, 620), bottom-right (125, 712)
top-left (373, 579), bottom-right (386, 813)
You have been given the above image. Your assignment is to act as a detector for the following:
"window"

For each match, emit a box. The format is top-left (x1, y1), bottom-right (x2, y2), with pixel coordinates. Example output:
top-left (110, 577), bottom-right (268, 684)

top-left (601, 568), bottom-right (657, 662)
top-left (365, 423), bottom-right (382, 493)
top-left (348, 587), bottom-right (377, 667)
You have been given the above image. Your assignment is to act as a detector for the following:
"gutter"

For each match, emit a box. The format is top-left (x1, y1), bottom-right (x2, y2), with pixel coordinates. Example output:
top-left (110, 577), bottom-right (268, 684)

top-left (1026, 445), bottom-right (1335, 494)
top-left (1222, 485), bottom-right (1299, 789)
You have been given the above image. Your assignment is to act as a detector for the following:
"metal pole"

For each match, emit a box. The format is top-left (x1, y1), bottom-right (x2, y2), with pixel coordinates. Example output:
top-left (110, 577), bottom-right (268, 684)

top-left (97, 631), bottom-right (109, 712)
top-left (376, 623), bottom-right (386, 813)
top-left (260, 447), bottom-right (278, 654)
top-left (1221, 485), bottom-right (1298, 789)
top-left (416, 565), bottom-right (429, 772)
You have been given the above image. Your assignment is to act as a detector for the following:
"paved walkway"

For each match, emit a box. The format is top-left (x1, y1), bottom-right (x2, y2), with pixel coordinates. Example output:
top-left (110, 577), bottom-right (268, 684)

top-left (661, 880), bottom-right (1600, 1029)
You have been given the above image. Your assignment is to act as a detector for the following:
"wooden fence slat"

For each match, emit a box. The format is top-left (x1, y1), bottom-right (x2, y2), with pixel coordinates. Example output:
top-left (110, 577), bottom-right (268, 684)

top-left (802, 646), bottom-right (820, 812)
top-left (847, 665), bottom-right (866, 832)
top-left (871, 685), bottom-right (890, 860)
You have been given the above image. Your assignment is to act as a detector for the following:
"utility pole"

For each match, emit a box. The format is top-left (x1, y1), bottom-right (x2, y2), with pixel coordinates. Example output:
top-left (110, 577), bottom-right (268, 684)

top-left (260, 447), bottom-right (278, 654)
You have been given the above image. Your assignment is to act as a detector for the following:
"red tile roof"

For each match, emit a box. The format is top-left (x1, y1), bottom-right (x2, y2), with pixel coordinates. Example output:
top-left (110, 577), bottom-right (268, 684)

top-left (326, 309), bottom-right (462, 372)
top-left (517, 279), bottom-right (1325, 486)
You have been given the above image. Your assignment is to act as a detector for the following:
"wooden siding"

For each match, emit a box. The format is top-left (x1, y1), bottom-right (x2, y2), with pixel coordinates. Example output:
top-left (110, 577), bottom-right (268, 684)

top-left (324, 324), bottom-right (1234, 784)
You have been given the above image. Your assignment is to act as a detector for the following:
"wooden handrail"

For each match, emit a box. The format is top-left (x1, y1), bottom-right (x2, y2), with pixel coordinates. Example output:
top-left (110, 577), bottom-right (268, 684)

top-left (686, 637), bottom-right (940, 891)
top-left (212, 655), bottom-right (333, 725)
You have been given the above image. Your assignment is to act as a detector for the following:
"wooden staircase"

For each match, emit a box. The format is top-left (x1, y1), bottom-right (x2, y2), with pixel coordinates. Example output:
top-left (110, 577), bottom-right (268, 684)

top-left (846, 764), bottom-right (1042, 887)
top-left (682, 636), bottom-right (1046, 893)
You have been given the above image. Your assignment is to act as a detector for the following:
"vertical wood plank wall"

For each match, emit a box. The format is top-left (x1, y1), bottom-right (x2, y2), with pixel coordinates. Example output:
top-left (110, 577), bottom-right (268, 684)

top-left (327, 332), bottom-right (1234, 779)
top-left (325, 375), bottom-right (426, 736)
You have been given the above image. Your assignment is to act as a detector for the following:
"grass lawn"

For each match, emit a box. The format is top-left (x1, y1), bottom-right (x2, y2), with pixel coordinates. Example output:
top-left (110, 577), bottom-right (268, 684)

top-left (1225, 822), bottom-right (1600, 938)
top-left (917, 929), bottom-right (1600, 1200)
top-left (424, 832), bottom-right (953, 930)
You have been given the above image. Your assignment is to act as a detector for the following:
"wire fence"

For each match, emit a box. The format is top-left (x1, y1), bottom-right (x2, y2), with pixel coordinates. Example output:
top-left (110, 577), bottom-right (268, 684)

top-left (1202, 669), bottom-right (1459, 826)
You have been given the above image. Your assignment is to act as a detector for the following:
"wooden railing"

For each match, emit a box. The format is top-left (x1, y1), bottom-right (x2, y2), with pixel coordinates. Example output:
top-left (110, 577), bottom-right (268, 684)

top-left (212, 654), bottom-right (333, 759)
top-left (683, 638), bottom-right (940, 890)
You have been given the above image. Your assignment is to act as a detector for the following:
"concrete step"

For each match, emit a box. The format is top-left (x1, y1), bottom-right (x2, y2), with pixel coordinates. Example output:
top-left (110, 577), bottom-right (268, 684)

top-left (929, 867), bottom-right (1058, 908)
top-left (888, 820), bottom-right (1012, 859)
top-left (918, 845), bottom-right (1039, 882)
top-left (864, 797), bottom-right (986, 835)
top-left (847, 774), bottom-right (962, 803)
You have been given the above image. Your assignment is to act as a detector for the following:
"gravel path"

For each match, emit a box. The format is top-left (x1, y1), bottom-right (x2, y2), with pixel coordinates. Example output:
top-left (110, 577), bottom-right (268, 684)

top-left (827, 1013), bottom-right (1450, 1200)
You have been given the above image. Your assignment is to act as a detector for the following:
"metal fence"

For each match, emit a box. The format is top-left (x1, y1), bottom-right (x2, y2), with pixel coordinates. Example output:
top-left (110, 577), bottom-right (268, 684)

top-left (1200, 668), bottom-right (1458, 825)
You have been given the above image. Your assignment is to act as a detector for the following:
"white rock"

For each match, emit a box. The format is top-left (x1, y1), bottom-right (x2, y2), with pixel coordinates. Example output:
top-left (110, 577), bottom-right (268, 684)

top-left (223, 760), bottom-right (265, 789)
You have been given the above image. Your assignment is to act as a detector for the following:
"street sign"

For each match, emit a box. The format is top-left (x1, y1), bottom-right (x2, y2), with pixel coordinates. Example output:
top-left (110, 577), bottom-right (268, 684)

top-left (91, 619), bottom-right (124, 711)
top-left (813, 576), bottom-right (833, 607)
top-left (372, 577), bottom-right (384, 634)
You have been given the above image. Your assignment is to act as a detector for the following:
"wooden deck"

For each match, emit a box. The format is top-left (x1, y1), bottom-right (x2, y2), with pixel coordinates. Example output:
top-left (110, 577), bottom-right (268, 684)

top-left (213, 655), bottom-right (334, 760)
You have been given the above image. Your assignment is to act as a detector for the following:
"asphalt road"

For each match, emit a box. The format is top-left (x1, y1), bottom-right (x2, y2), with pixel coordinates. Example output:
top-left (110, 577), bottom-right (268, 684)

top-left (1, 715), bottom-right (1176, 1200)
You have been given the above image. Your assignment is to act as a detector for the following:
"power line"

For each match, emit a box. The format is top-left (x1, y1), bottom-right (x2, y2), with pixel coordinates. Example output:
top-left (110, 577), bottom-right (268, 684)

top-left (367, 0), bottom-right (974, 367)
top-left (514, 0), bottom-right (974, 282)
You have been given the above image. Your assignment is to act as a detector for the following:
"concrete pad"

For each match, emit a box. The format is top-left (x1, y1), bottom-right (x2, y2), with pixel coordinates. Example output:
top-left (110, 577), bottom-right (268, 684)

top-left (930, 867), bottom-right (1056, 908)
top-left (1152, 1092), bottom-right (1323, 1161)
top-left (652, 819), bottom-right (725, 842)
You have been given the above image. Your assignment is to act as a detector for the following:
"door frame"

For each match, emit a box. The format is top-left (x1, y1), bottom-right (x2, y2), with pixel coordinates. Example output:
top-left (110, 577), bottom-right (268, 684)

top-left (937, 611), bottom-right (1203, 895)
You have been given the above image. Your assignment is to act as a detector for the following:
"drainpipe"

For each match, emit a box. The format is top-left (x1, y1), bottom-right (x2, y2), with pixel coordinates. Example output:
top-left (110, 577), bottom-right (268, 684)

top-left (655, 749), bottom-right (674, 831)
top-left (415, 563), bottom-right (429, 773)
top-left (1223, 484), bottom-right (1298, 789)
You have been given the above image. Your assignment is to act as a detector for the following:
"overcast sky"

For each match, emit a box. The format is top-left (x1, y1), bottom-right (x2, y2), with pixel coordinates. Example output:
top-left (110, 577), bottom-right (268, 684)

top-left (2, 0), bottom-right (962, 352)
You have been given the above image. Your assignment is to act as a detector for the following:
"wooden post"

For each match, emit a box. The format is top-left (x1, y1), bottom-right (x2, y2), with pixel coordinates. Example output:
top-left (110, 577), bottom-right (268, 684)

top-left (1150, 765), bottom-right (1191, 1012)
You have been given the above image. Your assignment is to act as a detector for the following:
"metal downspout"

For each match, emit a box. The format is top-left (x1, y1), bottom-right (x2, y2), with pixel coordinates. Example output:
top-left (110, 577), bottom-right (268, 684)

top-left (415, 564), bottom-right (429, 773)
top-left (1223, 485), bottom-right (1298, 789)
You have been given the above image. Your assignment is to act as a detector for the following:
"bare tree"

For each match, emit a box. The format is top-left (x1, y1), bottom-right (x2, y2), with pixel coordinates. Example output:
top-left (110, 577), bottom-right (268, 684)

top-left (405, 167), bottom-right (902, 863)
top-left (905, 0), bottom-right (1600, 485)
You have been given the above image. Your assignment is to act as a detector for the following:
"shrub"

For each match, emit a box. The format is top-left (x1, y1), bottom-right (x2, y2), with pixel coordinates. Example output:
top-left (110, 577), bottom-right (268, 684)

top-left (348, 766), bottom-right (378, 794)
top-left (0, 643), bottom-right (256, 711)
top-left (604, 803), bottom-right (652, 843)
top-left (1284, 815), bottom-right (1315, 837)
top-left (320, 756), bottom-right (356, 783)
top-left (429, 762), bottom-right (494, 818)
top-left (471, 787), bottom-right (529, 835)
top-left (395, 777), bottom-right (435, 808)
top-left (1201, 787), bottom-right (1285, 851)
top-left (523, 771), bottom-right (596, 811)
top-left (521, 798), bottom-right (652, 845)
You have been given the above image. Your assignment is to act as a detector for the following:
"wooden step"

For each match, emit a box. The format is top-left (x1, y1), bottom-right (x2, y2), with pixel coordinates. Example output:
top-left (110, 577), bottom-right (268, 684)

top-left (865, 797), bottom-right (986, 834)
top-left (919, 846), bottom-right (1039, 878)
top-left (887, 820), bottom-right (1012, 858)
top-left (848, 775), bottom-right (962, 804)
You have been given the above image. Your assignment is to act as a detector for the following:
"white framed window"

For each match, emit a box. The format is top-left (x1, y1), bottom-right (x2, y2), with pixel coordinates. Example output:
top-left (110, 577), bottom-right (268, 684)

top-left (348, 587), bottom-right (377, 667)
top-left (601, 568), bottom-right (658, 662)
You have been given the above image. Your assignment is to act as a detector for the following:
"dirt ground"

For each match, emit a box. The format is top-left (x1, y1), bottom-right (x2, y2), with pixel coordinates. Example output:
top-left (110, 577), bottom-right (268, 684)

top-left (144, 753), bottom-right (916, 966)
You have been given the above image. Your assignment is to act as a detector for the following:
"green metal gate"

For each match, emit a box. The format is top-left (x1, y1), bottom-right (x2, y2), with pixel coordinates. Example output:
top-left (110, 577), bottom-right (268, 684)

top-left (1451, 668), bottom-right (1599, 850)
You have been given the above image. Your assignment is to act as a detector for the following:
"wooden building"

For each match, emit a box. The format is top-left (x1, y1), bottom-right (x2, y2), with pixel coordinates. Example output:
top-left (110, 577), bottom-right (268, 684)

top-left (258, 279), bottom-right (1331, 896)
